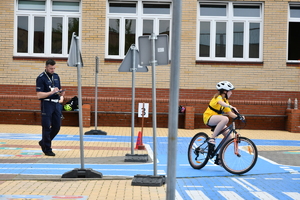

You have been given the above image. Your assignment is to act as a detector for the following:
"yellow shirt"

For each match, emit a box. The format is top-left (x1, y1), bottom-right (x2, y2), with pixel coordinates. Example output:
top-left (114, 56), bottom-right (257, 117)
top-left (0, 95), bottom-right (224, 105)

top-left (203, 95), bottom-right (231, 125)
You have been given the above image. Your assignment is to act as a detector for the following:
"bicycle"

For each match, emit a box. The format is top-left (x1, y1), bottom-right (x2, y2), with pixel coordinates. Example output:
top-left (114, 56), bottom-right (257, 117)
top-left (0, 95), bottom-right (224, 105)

top-left (187, 109), bottom-right (258, 175)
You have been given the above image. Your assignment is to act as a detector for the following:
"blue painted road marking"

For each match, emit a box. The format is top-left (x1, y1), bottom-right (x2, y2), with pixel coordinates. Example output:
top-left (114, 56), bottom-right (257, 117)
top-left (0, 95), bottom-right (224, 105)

top-left (176, 174), bottom-right (300, 200)
top-left (0, 133), bottom-right (299, 177)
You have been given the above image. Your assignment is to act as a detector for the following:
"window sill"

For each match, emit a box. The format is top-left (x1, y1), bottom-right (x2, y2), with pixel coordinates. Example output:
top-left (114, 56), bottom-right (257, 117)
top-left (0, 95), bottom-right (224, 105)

top-left (287, 62), bottom-right (300, 67)
top-left (13, 56), bottom-right (68, 61)
top-left (196, 60), bottom-right (263, 67)
top-left (104, 58), bottom-right (123, 63)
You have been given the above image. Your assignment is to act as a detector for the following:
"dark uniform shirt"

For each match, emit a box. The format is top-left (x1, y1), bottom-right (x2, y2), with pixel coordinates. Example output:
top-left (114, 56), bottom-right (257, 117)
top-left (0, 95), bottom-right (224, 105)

top-left (36, 71), bottom-right (61, 100)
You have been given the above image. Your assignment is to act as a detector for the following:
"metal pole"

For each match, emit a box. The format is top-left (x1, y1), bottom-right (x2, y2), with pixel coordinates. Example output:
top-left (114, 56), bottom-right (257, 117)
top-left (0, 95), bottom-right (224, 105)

top-left (166, 0), bottom-right (182, 198)
top-left (94, 56), bottom-right (99, 130)
top-left (131, 45), bottom-right (137, 154)
top-left (150, 33), bottom-right (158, 176)
top-left (75, 36), bottom-right (85, 169)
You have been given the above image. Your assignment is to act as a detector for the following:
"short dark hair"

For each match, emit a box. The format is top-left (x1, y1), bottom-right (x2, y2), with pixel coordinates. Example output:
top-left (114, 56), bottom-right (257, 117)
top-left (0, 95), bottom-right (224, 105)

top-left (46, 59), bottom-right (56, 66)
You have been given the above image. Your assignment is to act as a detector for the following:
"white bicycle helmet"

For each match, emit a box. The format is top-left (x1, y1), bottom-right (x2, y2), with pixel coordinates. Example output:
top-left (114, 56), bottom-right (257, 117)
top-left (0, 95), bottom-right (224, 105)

top-left (216, 81), bottom-right (235, 91)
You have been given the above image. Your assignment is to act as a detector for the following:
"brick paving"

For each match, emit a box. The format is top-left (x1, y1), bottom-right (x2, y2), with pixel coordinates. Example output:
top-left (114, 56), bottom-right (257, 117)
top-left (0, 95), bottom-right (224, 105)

top-left (0, 124), bottom-right (299, 199)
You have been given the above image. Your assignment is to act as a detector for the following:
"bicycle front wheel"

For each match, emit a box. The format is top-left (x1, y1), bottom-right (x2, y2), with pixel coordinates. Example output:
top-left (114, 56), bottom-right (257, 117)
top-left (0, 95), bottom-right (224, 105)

top-left (220, 136), bottom-right (258, 175)
top-left (188, 132), bottom-right (210, 169)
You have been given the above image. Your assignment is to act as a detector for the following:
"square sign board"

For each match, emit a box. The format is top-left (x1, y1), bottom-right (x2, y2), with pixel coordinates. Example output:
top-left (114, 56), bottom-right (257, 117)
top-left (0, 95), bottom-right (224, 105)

top-left (138, 103), bottom-right (149, 118)
top-left (138, 34), bottom-right (169, 66)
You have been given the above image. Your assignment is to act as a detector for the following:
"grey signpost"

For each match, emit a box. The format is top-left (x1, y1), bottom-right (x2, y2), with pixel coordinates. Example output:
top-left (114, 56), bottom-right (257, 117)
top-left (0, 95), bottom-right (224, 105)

top-left (119, 44), bottom-right (149, 162)
top-left (166, 0), bottom-right (182, 198)
top-left (85, 56), bottom-right (107, 135)
top-left (131, 34), bottom-right (168, 186)
top-left (62, 32), bottom-right (103, 178)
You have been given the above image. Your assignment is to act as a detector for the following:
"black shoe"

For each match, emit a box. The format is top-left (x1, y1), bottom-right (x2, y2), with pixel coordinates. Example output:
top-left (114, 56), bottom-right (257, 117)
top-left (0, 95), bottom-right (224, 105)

top-left (38, 141), bottom-right (46, 153)
top-left (45, 151), bottom-right (55, 156)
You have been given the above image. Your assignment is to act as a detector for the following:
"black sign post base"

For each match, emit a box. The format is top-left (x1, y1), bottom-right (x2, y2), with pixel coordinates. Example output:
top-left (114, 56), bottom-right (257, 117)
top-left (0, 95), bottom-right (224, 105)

top-left (124, 154), bottom-right (148, 162)
top-left (84, 130), bottom-right (107, 135)
top-left (132, 175), bottom-right (166, 186)
top-left (62, 168), bottom-right (103, 178)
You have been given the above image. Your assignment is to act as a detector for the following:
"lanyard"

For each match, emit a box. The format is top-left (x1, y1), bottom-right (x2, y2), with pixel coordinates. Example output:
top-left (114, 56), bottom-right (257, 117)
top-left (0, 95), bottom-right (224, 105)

top-left (44, 71), bottom-right (54, 87)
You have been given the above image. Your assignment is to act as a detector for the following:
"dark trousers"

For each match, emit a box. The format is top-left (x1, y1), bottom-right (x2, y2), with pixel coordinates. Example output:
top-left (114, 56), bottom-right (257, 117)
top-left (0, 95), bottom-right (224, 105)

top-left (40, 101), bottom-right (62, 152)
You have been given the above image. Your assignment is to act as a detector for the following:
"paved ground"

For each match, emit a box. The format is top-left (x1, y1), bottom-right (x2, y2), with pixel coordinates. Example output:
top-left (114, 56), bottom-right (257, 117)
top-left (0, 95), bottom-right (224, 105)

top-left (0, 124), bottom-right (299, 200)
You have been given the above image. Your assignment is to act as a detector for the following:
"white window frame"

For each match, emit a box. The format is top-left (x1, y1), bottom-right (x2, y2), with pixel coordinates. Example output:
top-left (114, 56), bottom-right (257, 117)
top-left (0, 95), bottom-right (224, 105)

top-left (14, 0), bottom-right (82, 57)
top-left (287, 3), bottom-right (300, 63)
top-left (106, 0), bottom-right (172, 59)
top-left (196, 1), bottom-right (264, 62)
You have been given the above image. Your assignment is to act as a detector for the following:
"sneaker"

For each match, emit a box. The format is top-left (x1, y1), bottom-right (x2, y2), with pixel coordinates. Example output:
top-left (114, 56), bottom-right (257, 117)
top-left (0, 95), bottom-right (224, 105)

top-left (38, 141), bottom-right (46, 153)
top-left (214, 155), bottom-right (223, 167)
top-left (45, 151), bottom-right (55, 156)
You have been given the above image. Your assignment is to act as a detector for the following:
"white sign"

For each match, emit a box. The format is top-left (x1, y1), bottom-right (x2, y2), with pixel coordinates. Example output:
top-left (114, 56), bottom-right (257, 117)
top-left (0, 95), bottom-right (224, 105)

top-left (138, 103), bottom-right (149, 118)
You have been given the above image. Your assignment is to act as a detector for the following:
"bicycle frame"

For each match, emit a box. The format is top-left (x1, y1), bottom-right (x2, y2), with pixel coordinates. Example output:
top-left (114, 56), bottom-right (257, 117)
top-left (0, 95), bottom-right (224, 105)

top-left (208, 121), bottom-right (238, 159)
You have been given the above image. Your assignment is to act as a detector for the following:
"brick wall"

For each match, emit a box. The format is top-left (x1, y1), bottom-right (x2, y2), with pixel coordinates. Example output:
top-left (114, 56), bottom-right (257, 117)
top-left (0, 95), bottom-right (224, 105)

top-left (0, 85), bottom-right (299, 131)
top-left (1, 0), bottom-right (300, 92)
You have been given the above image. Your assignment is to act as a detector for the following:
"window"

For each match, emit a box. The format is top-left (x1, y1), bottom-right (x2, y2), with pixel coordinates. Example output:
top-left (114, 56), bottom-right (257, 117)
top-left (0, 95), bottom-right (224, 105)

top-left (106, 1), bottom-right (172, 59)
top-left (197, 2), bottom-right (263, 62)
top-left (15, 0), bottom-right (81, 57)
top-left (288, 4), bottom-right (300, 62)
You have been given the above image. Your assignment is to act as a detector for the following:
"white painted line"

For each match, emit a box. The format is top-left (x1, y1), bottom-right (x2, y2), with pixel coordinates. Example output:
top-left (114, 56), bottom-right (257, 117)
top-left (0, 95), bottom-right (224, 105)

top-left (215, 186), bottom-right (234, 188)
top-left (218, 191), bottom-right (244, 200)
top-left (264, 178), bottom-right (283, 180)
top-left (231, 178), bottom-right (254, 192)
top-left (292, 178), bottom-right (300, 180)
top-left (158, 170), bottom-right (166, 175)
top-left (290, 171), bottom-right (300, 174)
top-left (186, 190), bottom-right (210, 200)
top-left (183, 186), bottom-right (203, 188)
top-left (251, 191), bottom-right (278, 200)
top-left (284, 168), bottom-right (295, 171)
top-left (158, 164), bottom-right (167, 166)
top-left (258, 155), bottom-right (279, 165)
top-left (175, 190), bottom-right (184, 200)
top-left (145, 144), bottom-right (157, 163)
top-left (239, 178), bottom-right (262, 192)
top-left (283, 192), bottom-right (300, 200)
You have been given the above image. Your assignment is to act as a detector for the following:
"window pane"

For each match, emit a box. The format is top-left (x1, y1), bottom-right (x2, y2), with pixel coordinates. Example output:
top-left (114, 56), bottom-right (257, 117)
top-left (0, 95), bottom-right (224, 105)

top-left (200, 4), bottom-right (226, 16)
top-left (17, 16), bottom-right (28, 53)
top-left (290, 6), bottom-right (300, 18)
top-left (109, 3), bottom-right (136, 13)
top-left (234, 5), bottom-right (260, 17)
top-left (233, 22), bottom-right (244, 58)
top-left (18, 0), bottom-right (45, 11)
top-left (199, 22), bottom-right (210, 57)
top-left (34, 17), bottom-right (45, 53)
top-left (124, 19), bottom-right (136, 54)
top-left (215, 22), bottom-right (226, 57)
top-left (143, 20), bottom-right (153, 35)
top-left (143, 4), bottom-right (170, 14)
top-left (68, 18), bottom-right (79, 53)
top-left (159, 20), bottom-right (170, 35)
top-left (52, 17), bottom-right (62, 54)
top-left (288, 22), bottom-right (300, 60)
top-left (249, 23), bottom-right (260, 58)
top-left (108, 19), bottom-right (120, 55)
top-left (53, 2), bottom-right (79, 12)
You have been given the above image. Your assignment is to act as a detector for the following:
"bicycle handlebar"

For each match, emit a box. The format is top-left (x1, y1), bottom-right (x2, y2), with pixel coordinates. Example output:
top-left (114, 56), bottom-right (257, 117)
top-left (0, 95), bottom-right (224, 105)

top-left (231, 107), bottom-right (246, 123)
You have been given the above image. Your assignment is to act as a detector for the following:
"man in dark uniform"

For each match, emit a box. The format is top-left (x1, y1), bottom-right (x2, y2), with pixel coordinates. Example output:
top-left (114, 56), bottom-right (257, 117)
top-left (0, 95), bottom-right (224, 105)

top-left (36, 59), bottom-right (65, 156)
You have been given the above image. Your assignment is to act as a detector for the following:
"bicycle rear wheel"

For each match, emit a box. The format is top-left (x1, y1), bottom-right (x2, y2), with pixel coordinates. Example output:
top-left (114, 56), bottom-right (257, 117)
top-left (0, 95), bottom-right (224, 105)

top-left (188, 132), bottom-right (210, 169)
top-left (220, 136), bottom-right (258, 174)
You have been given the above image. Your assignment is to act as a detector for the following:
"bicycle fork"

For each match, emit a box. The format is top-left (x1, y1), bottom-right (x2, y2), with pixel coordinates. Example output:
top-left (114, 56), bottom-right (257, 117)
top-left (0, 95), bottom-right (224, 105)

top-left (234, 133), bottom-right (241, 157)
